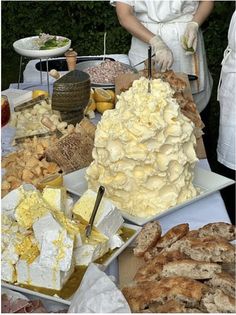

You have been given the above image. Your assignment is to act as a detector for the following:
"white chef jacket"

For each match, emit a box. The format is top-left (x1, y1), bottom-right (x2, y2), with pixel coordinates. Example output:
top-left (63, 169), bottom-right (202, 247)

top-left (111, 0), bottom-right (213, 113)
top-left (217, 11), bottom-right (236, 170)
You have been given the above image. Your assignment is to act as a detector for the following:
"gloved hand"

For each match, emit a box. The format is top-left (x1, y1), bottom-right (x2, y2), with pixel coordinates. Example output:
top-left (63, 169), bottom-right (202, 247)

top-left (149, 35), bottom-right (173, 72)
top-left (181, 21), bottom-right (199, 55)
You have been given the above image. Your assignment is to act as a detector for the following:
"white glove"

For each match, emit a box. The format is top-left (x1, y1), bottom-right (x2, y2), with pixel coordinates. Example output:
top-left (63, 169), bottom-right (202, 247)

top-left (149, 35), bottom-right (173, 72)
top-left (181, 21), bottom-right (199, 55)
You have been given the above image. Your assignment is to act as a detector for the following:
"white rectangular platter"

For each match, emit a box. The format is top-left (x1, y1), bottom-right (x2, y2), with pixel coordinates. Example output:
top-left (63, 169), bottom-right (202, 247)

top-left (1, 223), bottom-right (141, 306)
top-left (63, 166), bottom-right (234, 226)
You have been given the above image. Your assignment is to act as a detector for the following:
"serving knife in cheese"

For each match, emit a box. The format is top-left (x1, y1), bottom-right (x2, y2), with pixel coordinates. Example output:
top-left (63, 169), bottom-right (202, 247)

top-left (85, 185), bottom-right (105, 238)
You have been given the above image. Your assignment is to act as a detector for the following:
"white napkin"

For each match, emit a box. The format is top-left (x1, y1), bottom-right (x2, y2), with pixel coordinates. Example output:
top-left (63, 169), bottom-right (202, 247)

top-left (68, 263), bottom-right (131, 313)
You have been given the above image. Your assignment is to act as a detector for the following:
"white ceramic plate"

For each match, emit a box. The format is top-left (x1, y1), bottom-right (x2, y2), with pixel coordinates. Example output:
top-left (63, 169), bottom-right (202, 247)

top-left (1, 223), bottom-right (141, 305)
top-left (63, 166), bottom-right (235, 226)
top-left (13, 36), bottom-right (71, 58)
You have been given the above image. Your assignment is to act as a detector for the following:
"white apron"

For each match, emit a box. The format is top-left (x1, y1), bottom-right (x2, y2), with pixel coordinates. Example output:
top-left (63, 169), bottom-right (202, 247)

top-left (112, 0), bottom-right (213, 112)
top-left (217, 11), bottom-right (236, 170)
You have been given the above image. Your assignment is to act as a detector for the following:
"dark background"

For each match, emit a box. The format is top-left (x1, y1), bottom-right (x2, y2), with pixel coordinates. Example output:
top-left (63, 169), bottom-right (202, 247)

top-left (1, 1), bottom-right (235, 220)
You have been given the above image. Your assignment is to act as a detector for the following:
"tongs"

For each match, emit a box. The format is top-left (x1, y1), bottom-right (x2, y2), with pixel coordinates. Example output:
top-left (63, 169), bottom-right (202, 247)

top-left (85, 186), bottom-right (105, 238)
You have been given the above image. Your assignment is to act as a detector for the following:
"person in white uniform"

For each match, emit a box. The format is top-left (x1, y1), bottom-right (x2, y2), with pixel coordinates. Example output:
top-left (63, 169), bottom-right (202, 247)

top-left (216, 11), bottom-right (236, 223)
top-left (111, 0), bottom-right (214, 113)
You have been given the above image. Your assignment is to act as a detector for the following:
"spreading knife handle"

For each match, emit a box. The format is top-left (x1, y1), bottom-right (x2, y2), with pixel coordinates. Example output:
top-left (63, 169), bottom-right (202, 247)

top-left (85, 186), bottom-right (105, 237)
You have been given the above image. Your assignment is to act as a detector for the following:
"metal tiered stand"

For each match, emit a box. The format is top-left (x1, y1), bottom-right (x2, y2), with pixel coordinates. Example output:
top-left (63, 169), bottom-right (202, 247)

top-left (13, 36), bottom-right (71, 95)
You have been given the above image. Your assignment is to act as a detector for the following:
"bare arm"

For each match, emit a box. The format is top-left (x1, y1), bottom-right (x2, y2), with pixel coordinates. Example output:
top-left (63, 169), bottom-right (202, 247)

top-left (192, 1), bottom-right (214, 26)
top-left (116, 2), bottom-right (154, 43)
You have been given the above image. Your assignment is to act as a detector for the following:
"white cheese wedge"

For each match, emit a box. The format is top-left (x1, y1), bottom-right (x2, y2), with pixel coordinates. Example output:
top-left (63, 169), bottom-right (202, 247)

top-left (1, 260), bottom-right (16, 283)
top-left (1, 189), bottom-right (23, 216)
top-left (97, 208), bottom-right (124, 238)
top-left (73, 227), bottom-right (109, 266)
top-left (39, 229), bottom-right (74, 272)
top-left (109, 234), bottom-right (124, 250)
top-left (73, 242), bottom-right (109, 266)
top-left (2, 244), bottom-right (19, 265)
top-left (14, 190), bottom-right (50, 229)
top-left (16, 258), bottom-right (74, 290)
top-left (1, 184), bottom-right (36, 214)
top-left (42, 187), bottom-right (67, 212)
top-left (72, 189), bottom-right (124, 238)
top-left (33, 212), bottom-right (63, 245)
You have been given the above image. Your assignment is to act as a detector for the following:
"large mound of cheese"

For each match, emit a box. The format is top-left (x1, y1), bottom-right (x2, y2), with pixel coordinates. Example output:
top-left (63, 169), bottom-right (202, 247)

top-left (86, 77), bottom-right (198, 218)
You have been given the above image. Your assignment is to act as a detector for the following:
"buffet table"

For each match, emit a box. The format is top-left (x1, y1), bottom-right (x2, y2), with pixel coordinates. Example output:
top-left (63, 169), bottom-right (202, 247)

top-left (1, 72), bottom-right (233, 312)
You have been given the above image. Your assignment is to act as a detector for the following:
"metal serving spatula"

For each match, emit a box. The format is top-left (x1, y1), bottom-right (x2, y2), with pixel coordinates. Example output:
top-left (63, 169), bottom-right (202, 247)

top-left (85, 186), bottom-right (105, 238)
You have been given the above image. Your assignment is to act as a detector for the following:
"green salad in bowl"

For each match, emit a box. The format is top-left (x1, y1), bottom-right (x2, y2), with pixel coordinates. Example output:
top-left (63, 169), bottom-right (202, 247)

top-left (34, 33), bottom-right (69, 50)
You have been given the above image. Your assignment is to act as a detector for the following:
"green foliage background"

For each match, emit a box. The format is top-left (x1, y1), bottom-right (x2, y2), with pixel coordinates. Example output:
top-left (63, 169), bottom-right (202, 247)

top-left (1, 1), bottom-right (235, 169)
top-left (2, 1), bottom-right (234, 90)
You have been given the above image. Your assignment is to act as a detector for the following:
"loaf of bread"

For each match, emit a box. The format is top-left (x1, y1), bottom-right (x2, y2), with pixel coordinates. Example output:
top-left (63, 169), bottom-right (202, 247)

top-left (198, 222), bottom-right (236, 241)
top-left (161, 259), bottom-right (222, 280)
top-left (204, 272), bottom-right (235, 298)
top-left (133, 221), bottom-right (161, 257)
top-left (144, 223), bottom-right (189, 261)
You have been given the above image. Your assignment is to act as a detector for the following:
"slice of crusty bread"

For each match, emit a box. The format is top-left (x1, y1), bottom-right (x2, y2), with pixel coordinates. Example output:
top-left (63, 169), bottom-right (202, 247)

top-left (134, 250), bottom-right (188, 283)
top-left (133, 221), bottom-right (161, 257)
top-left (161, 259), bottom-right (222, 280)
top-left (201, 289), bottom-right (236, 313)
top-left (164, 235), bottom-right (236, 263)
top-left (144, 223), bottom-right (189, 261)
top-left (122, 276), bottom-right (208, 312)
top-left (204, 272), bottom-right (235, 298)
top-left (198, 222), bottom-right (236, 241)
